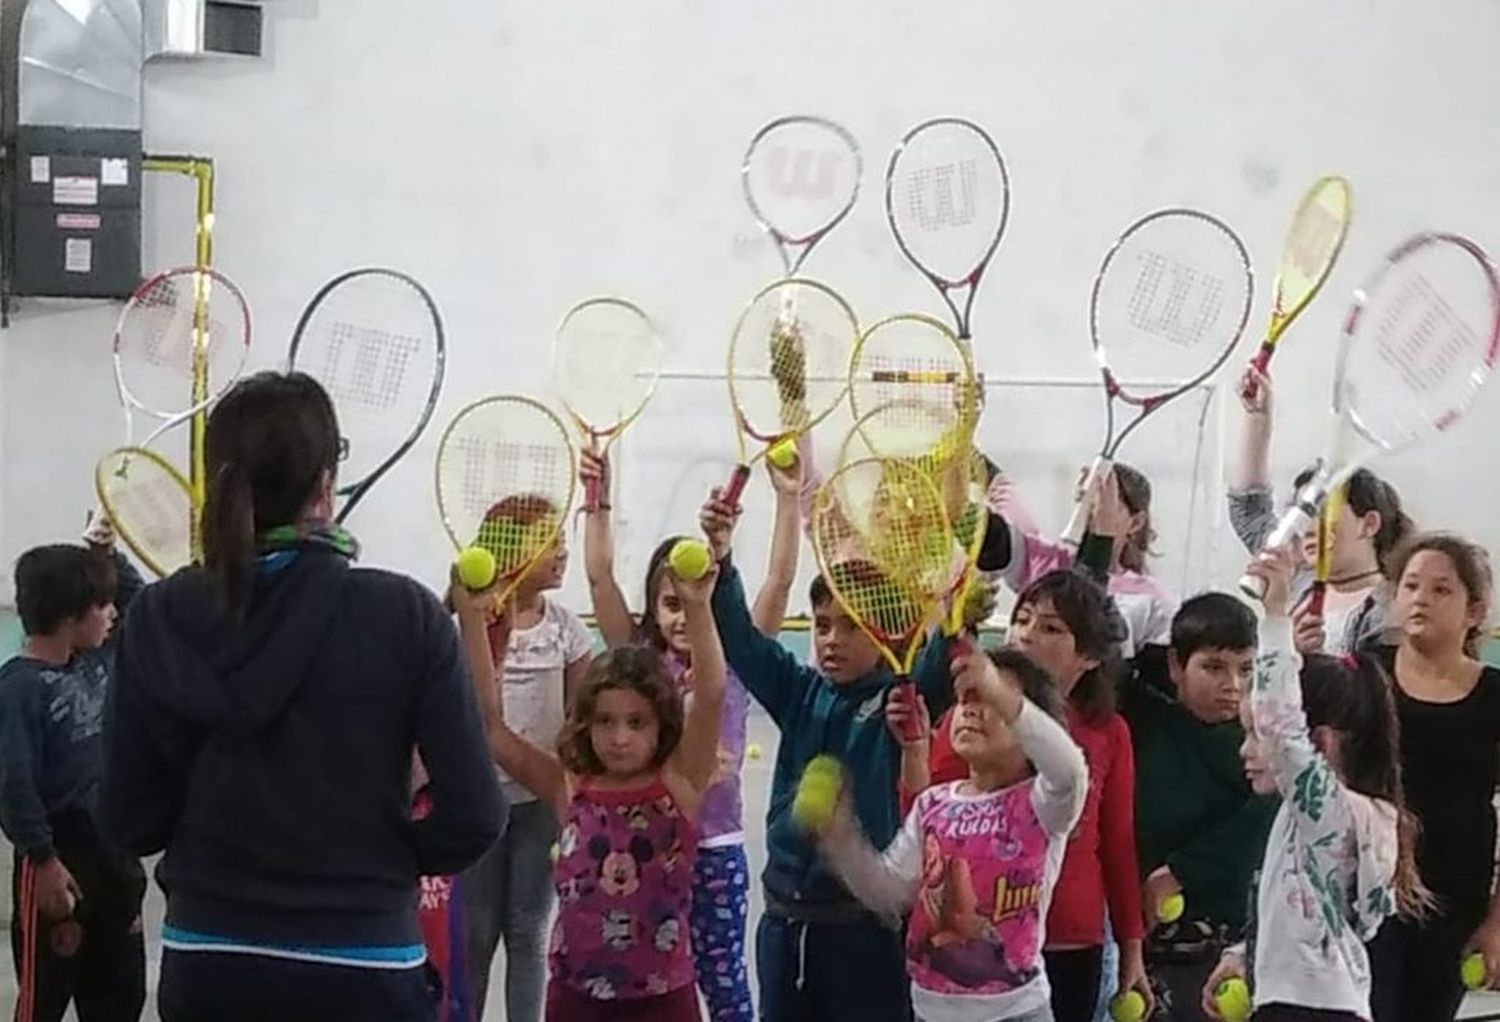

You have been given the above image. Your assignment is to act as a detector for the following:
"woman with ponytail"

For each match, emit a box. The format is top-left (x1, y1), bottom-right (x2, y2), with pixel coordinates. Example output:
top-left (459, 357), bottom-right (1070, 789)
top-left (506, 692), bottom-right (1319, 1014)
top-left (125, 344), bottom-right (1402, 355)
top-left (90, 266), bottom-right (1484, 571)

top-left (102, 372), bottom-right (504, 1022)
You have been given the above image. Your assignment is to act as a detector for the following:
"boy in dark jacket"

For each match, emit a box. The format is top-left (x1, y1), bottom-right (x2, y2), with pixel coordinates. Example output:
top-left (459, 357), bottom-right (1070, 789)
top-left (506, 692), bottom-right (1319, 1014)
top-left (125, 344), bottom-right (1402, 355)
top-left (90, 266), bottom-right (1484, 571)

top-left (0, 523), bottom-right (146, 1022)
top-left (700, 488), bottom-right (955, 1022)
top-left (1121, 592), bottom-right (1277, 1020)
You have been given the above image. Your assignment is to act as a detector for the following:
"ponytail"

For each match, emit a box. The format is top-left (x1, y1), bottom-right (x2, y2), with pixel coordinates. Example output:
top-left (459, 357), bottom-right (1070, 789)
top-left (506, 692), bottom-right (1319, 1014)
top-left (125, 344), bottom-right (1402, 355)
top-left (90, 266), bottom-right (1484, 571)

top-left (1345, 470), bottom-right (1413, 579)
top-left (201, 461), bottom-right (257, 618)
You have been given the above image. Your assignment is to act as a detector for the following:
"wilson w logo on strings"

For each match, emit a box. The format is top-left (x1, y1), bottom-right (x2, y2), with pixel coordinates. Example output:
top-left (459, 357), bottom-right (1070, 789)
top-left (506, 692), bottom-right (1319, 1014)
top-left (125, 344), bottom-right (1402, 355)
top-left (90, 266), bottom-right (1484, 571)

top-left (767, 147), bottom-right (845, 200)
top-left (906, 160), bottom-right (979, 231)
top-left (1127, 251), bottom-right (1228, 348)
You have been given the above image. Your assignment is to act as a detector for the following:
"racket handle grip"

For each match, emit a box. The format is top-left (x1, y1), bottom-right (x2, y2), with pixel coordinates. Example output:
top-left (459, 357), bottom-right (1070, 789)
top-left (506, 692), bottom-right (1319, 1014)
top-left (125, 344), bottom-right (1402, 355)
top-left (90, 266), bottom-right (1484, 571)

top-left (895, 681), bottom-right (923, 742)
top-left (584, 475), bottom-right (602, 513)
top-left (1304, 581), bottom-right (1328, 619)
top-left (1061, 456), bottom-right (1110, 546)
top-left (721, 464), bottom-right (752, 509)
top-left (1237, 503), bottom-right (1317, 602)
top-left (1242, 344), bottom-right (1274, 401)
top-left (1237, 572), bottom-right (1269, 602)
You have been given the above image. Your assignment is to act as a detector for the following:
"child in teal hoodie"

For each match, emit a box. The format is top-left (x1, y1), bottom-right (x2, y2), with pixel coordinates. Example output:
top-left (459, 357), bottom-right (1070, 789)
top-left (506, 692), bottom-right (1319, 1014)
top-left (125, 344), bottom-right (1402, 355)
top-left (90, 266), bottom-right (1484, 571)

top-left (700, 488), bottom-right (954, 1022)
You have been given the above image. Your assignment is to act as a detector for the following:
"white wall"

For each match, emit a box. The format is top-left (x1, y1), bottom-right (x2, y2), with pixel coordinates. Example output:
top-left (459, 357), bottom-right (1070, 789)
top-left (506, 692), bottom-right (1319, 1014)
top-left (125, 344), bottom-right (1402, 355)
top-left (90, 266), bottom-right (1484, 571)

top-left (4, 0), bottom-right (1500, 610)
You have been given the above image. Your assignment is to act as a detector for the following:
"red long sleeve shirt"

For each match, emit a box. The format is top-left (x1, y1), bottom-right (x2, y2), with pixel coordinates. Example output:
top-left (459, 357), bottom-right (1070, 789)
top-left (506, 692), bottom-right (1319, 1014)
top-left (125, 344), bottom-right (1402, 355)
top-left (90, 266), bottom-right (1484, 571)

top-left (925, 705), bottom-right (1144, 946)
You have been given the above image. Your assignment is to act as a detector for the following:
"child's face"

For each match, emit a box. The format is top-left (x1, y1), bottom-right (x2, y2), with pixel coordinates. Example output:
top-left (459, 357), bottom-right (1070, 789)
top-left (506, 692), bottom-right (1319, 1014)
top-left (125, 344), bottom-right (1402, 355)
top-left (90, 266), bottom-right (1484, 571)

top-left (1008, 597), bottom-right (1094, 692)
top-left (69, 602), bottom-right (117, 651)
top-left (812, 600), bottom-right (880, 684)
top-left (589, 687), bottom-right (660, 778)
top-left (527, 538), bottom-right (568, 592)
top-left (651, 579), bottom-right (690, 656)
top-left (1396, 550), bottom-right (1483, 651)
top-left (949, 672), bottom-right (1022, 768)
top-left (1170, 646), bottom-right (1253, 725)
top-left (1238, 699), bottom-right (1276, 796)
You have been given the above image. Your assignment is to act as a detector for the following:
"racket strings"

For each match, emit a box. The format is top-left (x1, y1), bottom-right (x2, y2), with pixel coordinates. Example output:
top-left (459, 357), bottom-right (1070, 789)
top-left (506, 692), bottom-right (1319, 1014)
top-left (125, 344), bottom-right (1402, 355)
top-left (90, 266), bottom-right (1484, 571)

top-left (729, 280), bottom-right (857, 441)
top-left (1286, 201), bottom-right (1346, 282)
top-left (1125, 251), bottom-right (1229, 349)
top-left (554, 302), bottom-right (664, 433)
top-left (319, 321), bottom-right (423, 411)
top-left (99, 454), bottom-right (192, 573)
top-left (904, 159), bottom-right (980, 231)
top-left (118, 274), bottom-right (245, 413)
top-left (762, 146), bottom-right (846, 205)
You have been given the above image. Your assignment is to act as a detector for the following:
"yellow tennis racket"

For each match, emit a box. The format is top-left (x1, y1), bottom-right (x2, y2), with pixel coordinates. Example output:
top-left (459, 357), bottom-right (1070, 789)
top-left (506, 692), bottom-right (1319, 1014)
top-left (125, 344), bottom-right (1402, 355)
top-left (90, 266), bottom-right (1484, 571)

top-left (553, 297), bottom-right (665, 512)
top-left (435, 395), bottom-right (577, 604)
top-left (813, 457), bottom-right (957, 740)
top-left (1242, 176), bottom-right (1352, 400)
top-left (1305, 481), bottom-right (1347, 618)
top-left (721, 277), bottom-right (859, 507)
top-left (95, 446), bottom-right (195, 578)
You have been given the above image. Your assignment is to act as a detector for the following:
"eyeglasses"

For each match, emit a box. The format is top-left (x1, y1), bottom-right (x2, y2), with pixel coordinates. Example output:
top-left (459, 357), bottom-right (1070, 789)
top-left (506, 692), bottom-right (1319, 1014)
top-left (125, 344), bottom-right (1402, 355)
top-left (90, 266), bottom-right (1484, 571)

top-left (337, 437), bottom-right (350, 463)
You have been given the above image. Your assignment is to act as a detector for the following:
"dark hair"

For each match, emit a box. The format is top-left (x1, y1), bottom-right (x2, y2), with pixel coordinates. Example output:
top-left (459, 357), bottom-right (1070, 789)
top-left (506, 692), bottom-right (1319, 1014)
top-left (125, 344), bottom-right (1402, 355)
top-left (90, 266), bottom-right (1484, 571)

top-left (1171, 592), bottom-right (1257, 662)
top-left (1300, 652), bottom-right (1430, 918)
top-left (1290, 467), bottom-right (1412, 579)
top-left (1012, 570), bottom-right (1120, 722)
top-left (1345, 470), bottom-right (1413, 577)
top-left (1113, 462), bottom-right (1155, 574)
top-left (558, 646), bottom-right (685, 775)
top-left (201, 372), bottom-right (341, 618)
top-left (15, 545), bottom-right (117, 636)
top-left (639, 535), bottom-right (691, 652)
top-left (809, 574), bottom-right (832, 610)
top-left (1387, 533), bottom-right (1494, 657)
top-left (986, 647), bottom-right (1065, 723)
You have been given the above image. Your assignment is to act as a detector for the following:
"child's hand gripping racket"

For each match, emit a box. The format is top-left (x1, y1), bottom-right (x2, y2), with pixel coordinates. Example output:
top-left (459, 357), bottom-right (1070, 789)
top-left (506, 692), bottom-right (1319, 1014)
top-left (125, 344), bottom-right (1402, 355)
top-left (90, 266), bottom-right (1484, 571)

top-left (552, 297), bottom-right (664, 512)
top-left (435, 395), bottom-right (577, 607)
top-left (1242, 176), bottom-right (1352, 402)
top-left (1239, 233), bottom-right (1500, 600)
top-left (721, 278), bottom-right (859, 507)
top-left (812, 457), bottom-right (959, 741)
top-left (1062, 208), bottom-right (1254, 544)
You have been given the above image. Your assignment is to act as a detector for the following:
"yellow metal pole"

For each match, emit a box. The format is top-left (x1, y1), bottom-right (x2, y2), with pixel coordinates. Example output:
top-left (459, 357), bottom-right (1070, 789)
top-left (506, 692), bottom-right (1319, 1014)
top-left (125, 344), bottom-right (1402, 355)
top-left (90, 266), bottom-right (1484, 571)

top-left (141, 155), bottom-right (215, 563)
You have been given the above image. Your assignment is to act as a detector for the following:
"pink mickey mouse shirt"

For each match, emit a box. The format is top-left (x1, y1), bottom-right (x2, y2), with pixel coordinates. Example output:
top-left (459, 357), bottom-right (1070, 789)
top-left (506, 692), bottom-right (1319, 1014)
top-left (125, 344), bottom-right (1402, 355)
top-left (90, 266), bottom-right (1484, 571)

top-left (822, 701), bottom-right (1087, 1021)
top-left (548, 777), bottom-right (698, 1002)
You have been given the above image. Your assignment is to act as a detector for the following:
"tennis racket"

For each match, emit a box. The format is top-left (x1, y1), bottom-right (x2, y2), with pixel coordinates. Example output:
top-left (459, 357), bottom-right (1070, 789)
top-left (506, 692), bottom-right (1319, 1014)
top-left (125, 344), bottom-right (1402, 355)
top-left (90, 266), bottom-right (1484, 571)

top-left (95, 447), bottom-right (194, 578)
top-left (112, 266), bottom-right (252, 458)
top-left (721, 277), bottom-right (859, 507)
top-left (1242, 176), bottom-right (1352, 401)
top-left (1060, 208), bottom-right (1254, 544)
top-left (813, 457), bottom-right (957, 739)
top-left (552, 297), bottom-right (664, 512)
top-left (839, 398), bottom-right (988, 649)
top-left (435, 395), bottom-right (577, 604)
top-left (743, 115), bottom-right (863, 276)
top-left (1303, 482), bottom-right (1347, 619)
top-left (885, 117), bottom-right (1011, 341)
top-left (288, 268), bottom-right (446, 524)
top-left (1238, 232), bottom-right (1500, 600)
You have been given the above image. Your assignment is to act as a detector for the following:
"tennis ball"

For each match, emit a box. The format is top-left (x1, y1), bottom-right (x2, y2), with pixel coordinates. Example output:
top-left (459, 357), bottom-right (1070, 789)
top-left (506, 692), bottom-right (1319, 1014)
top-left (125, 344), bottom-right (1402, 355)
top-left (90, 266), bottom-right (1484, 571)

top-left (792, 755), bottom-right (842, 832)
top-left (746, 743), bottom-right (763, 761)
top-left (456, 546), bottom-right (497, 590)
top-left (1108, 990), bottom-right (1146, 1022)
top-left (1463, 952), bottom-right (1487, 990)
top-left (1214, 977), bottom-right (1251, 1022)
top-left (767, 438), bottom-right (798, 470)
top-left (1158, 891), bottom-right (1185, 924)
top-left (668, 539), bottom-right (712, 581)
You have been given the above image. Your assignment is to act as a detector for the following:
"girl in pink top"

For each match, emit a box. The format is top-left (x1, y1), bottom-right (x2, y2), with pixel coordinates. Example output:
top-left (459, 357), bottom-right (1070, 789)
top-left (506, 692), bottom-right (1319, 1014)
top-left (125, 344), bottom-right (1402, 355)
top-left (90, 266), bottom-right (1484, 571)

top-left (452, 556), bottom-right (727, 1022)
top-left (815, 647), bottom-right (1089, 1021)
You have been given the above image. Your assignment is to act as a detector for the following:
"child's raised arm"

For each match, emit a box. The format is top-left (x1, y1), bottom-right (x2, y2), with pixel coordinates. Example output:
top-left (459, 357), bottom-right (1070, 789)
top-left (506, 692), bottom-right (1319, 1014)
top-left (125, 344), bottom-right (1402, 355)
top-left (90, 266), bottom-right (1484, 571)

top-left (752, 459), bottom-right (804, 638)
top-left (580, 447), bottom-right (636, 649)
top-left (1228, 366), bottom-right (1278, 553)
top-left (667, 562), bottom-right (726, 802)
top-left (451, 574), bottom-right (569, 816)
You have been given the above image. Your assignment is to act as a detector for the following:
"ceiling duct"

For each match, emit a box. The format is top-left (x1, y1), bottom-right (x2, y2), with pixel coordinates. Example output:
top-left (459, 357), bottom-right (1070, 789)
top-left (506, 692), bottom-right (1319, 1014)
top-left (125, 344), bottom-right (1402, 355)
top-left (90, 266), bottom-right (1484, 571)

top-left (18, 0), bottom-right (143, 129)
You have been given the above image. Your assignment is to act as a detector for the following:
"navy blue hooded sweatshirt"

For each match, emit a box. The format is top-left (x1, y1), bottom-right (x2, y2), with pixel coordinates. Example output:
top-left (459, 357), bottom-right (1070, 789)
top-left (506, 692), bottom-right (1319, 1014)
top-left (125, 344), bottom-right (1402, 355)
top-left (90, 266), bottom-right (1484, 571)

top-left (101, 547), bottom-right (504, 948)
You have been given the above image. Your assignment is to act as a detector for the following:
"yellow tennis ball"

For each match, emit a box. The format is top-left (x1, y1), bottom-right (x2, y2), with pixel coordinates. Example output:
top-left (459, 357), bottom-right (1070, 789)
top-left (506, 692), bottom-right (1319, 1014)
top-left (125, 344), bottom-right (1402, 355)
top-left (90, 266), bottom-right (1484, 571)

top-left (668, 539), bottom-right (711, 581)
top-left (1462, 952), bottom-right (1487, 990)
top-left (767, 438), bottom-right (798, 470)
top-left (1215, 977), bottom-right (1251, 1022)
top-left (746, 743), bottom-right (763, 761)
top-left (1109, 990), bottom-right (1146, 1022)
top-left (1158, 892), bottom-right (1185, 924)
top-left (792, 755), bottom-right (842, 831)
top-left (456, 546), bottom-right (497, 590)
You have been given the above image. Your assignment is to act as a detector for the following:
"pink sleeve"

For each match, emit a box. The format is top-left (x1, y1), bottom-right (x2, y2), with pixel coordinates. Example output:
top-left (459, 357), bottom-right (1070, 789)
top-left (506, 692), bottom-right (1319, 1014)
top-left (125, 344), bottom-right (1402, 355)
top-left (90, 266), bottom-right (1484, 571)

top-left (1000, 530), bottom-right (1075, 594)
top-left (1099, 715), bottom-right (1145, 941)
